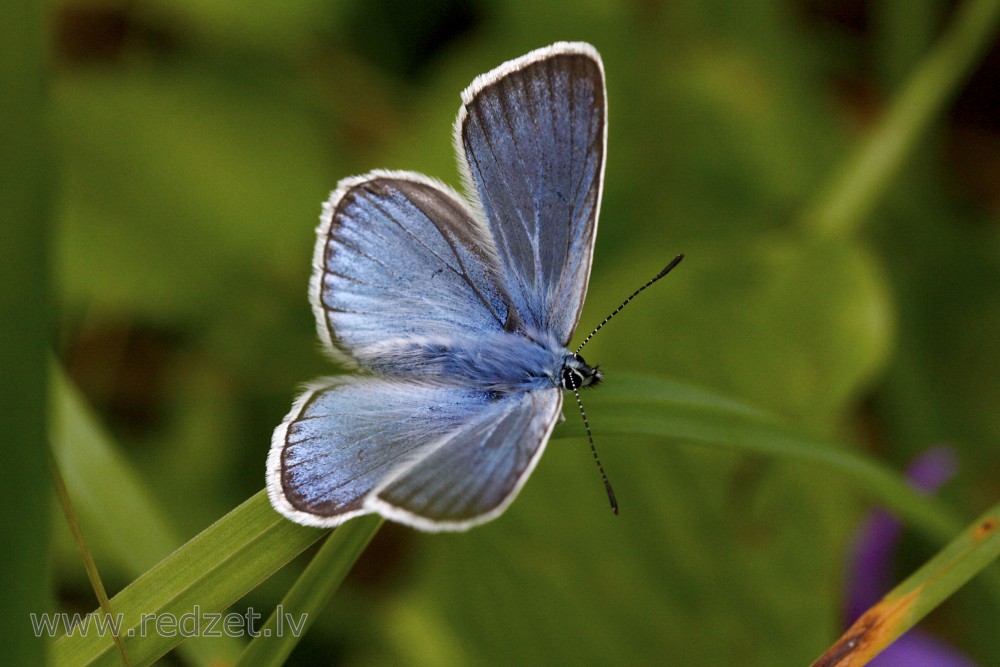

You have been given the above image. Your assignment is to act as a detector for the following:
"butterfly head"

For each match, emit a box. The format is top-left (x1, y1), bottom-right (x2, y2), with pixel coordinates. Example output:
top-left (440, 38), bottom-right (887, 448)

top-left (561, 353), bottom-right (602, 390)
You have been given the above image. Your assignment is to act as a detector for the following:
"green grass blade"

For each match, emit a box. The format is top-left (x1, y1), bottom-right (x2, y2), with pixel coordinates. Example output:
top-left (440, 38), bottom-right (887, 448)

top-left (812, 503), bottom-right (1000, 666)
top-left (50, 363), bottom-right (245, 665)
top-left (0, 0), bottom-right (52, 662)
top-left (51, 492), bottom-right (324, 666)
top-left (50, 364), bottom-right (183, 574)
top-left (235, 516), bottom-right (383, 667)
top-left (583, 375), bottom-right (1000, 609)
top-left (579, 374), bottom-right (961, 541)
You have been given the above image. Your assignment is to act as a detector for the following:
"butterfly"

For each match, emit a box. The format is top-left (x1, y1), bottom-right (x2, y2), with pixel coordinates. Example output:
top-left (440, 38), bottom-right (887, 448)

top-left (267, 42), bottom-right (673, 532)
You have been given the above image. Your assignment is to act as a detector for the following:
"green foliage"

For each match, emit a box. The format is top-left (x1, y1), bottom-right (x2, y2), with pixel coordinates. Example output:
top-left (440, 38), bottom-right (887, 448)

top-left (26, 0), bottom-right (1000, 665)
top-left (1, 1), bottom-right (52, 664)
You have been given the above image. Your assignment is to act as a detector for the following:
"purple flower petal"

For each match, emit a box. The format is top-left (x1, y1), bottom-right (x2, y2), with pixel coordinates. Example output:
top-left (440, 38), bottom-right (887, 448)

top-left (870, 630), bottom-right (980, 667)
top-left (905, 446), bottom-right (958, 495)
top-left (845, 508), bottom-right (900, 621)
top-left (842, 446), bottom-right (976, 665)
top-left (845, 446), bottom-right (959, 621)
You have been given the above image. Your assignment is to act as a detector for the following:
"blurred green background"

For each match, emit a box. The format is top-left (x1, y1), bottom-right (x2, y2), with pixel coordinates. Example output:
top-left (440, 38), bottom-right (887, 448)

top-left (8, 0), bottom-right (1000, 664)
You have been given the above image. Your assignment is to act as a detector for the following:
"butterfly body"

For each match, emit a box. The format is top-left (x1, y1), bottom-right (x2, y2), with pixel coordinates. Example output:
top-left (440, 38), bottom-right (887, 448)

top-left (269, 42), bottom-right (608, 531)
top-left (367, 330), bottom-right (576, 391)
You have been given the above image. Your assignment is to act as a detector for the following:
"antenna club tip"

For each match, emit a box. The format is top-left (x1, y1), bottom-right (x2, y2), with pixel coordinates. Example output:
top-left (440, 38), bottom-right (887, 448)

top-left (658, 254), bottom-right (684, 277)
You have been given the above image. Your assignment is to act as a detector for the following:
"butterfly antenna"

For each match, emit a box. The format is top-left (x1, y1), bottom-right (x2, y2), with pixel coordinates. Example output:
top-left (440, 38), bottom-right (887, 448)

top-left (570, 380), bottom-right (618, 514)
top-left (576, 254), bottom-right (684, 354)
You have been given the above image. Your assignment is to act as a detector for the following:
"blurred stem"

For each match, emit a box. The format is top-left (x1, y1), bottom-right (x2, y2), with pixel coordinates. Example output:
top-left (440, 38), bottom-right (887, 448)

top-left (48, 451), bottom-right (133, 666)
top-left (235, 516), bottom-right (383, 667)
top-left (0, 0), bottom-right (52, 663)
top-left (874, 0), bottom-right (945, 87)
top-left (799, 0), bottom-right (1000, 239)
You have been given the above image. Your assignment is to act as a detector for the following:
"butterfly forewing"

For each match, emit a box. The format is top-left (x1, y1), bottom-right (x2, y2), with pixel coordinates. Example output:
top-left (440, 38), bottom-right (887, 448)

top-left (312, 171), bottom-right (512, 368)
top-left (457, 42), bottom-right (606, 345)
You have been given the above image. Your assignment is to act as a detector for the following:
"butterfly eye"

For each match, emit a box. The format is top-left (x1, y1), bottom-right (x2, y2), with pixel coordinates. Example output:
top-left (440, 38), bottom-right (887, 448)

top-left (561, 366), bottom-right (584, 390)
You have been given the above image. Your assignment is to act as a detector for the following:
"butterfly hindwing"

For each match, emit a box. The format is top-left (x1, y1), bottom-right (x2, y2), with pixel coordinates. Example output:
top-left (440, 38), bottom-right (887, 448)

top-left (267, 377), bottom-right (562, 530)
top-left (456, 42), bottom-right (606, 345)
top-left (370, 388), bottom-right (562, 529)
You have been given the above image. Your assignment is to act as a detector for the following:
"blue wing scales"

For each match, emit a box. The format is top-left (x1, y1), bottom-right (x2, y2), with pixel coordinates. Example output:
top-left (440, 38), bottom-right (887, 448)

top-left (455, 42), bottom-right (606, 344)
top-left (267, 378), bottom-right (562, 530)
top-left (312, 171), bottom-right (514, 369)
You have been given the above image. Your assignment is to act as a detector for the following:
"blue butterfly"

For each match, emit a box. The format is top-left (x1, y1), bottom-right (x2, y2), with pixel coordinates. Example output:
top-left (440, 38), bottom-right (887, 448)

top-left (268, 42), bottom-right (669, 532)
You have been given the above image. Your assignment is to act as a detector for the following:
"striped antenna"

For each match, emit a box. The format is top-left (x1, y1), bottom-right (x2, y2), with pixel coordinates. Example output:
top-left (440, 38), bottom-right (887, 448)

top-left (576, 254), bottom-right (684, 354)
top-left (568, 375), bottom-right (618, 514)
top-left (571, 254), bottom-right (684, 514)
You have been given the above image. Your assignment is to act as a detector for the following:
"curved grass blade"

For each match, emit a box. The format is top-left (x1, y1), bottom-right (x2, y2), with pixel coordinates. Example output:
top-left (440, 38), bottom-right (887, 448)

top-left (577, 374), bottom-right (961, 541)
top-left (579, 375), bottom-right (1000, 610)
